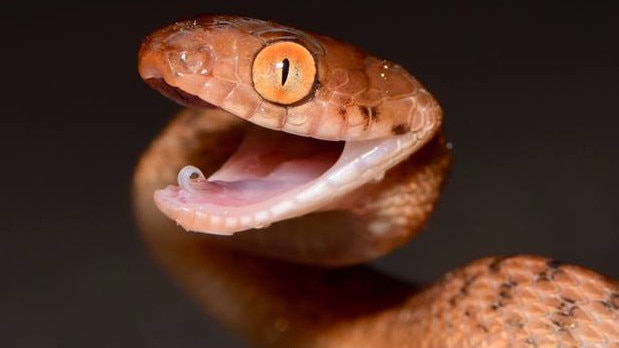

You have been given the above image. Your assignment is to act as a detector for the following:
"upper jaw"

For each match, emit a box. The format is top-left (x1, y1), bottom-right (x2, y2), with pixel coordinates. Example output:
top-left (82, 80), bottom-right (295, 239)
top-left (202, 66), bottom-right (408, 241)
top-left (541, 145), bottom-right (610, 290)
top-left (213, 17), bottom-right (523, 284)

top-left (138, 16), bottom-right (444, 143)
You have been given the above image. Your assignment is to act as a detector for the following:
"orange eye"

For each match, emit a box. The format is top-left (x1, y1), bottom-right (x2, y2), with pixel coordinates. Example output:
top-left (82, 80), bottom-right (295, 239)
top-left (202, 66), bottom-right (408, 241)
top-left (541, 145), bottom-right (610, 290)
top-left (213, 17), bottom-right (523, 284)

top-left (252, 41), bottom-right (316, 105)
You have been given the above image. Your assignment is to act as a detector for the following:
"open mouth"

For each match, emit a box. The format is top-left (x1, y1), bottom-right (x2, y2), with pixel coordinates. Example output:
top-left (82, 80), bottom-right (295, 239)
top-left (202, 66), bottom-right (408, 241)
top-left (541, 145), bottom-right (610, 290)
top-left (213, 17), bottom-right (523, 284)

top-left (147, 79), bottom-right (422, 235)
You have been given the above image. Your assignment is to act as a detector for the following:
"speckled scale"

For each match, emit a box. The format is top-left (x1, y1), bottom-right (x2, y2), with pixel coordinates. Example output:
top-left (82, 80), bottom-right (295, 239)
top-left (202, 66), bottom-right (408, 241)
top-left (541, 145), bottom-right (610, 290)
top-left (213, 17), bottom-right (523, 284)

top-left (403, 256), bottom-right (619, 347)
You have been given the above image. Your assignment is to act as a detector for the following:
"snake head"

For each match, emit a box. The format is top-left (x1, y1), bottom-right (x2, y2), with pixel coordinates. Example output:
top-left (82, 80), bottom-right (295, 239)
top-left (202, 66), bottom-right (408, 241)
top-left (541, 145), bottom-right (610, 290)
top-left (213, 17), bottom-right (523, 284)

top-left (138, 15), bottom-right (447, 236)
top-left (138, 14), bottom-right (442, 141)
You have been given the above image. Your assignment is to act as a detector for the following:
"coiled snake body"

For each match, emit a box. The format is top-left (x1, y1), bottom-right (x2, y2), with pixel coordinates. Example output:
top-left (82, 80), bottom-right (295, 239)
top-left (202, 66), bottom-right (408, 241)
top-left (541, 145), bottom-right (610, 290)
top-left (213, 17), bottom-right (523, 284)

top-left (133, 14), bottom-right (619, 347)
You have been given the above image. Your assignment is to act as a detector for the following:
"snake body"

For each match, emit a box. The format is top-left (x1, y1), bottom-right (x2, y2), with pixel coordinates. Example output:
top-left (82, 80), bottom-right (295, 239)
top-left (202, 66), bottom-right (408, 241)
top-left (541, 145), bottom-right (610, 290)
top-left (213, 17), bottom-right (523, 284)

top-left (133, 14), bottom-right (619, 347)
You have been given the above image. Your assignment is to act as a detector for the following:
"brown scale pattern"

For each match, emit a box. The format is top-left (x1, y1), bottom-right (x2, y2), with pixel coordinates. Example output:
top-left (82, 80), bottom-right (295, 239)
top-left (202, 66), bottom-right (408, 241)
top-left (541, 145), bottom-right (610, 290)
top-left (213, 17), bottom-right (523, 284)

top-left (402, 256), bottom-right (619, 347)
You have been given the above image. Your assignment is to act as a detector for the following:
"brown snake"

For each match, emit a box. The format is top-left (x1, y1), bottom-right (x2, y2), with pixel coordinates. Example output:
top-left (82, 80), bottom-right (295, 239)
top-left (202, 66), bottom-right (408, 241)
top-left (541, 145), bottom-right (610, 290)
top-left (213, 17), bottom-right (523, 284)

top-left (133, 14), bottom-right (619, 347)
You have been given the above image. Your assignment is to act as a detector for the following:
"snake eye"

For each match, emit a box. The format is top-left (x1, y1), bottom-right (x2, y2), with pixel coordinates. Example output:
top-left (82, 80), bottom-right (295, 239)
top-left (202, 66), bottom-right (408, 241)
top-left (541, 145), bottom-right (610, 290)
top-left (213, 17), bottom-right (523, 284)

top-left (252, 41), bottom-right (316, 105)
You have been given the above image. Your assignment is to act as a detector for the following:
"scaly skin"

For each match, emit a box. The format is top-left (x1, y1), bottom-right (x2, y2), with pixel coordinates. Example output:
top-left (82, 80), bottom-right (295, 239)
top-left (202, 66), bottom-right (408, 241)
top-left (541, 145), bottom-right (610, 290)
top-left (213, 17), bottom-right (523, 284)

top-left (134, 15), bottom-right (619, 347)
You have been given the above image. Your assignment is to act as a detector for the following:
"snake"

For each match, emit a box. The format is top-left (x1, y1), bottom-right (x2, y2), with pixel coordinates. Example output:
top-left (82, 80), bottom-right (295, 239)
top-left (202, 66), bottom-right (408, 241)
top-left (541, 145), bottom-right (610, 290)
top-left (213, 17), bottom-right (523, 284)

top-left (132, 14), bottom-right (619, 347)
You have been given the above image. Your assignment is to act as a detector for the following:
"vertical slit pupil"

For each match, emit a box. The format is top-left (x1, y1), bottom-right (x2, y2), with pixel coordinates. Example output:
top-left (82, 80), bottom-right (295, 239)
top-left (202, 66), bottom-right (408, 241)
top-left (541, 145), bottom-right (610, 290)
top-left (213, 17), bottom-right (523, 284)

top-left (281, 58), bottom-right (290, 86)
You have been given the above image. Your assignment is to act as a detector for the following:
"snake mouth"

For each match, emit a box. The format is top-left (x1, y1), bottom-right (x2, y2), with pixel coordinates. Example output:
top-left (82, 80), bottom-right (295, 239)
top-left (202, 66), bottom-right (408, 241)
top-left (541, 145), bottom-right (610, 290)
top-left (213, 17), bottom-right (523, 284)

top-left (142, 60), bottom-right (431, 236)
top-left (153, 113), bottom-right (424, 235)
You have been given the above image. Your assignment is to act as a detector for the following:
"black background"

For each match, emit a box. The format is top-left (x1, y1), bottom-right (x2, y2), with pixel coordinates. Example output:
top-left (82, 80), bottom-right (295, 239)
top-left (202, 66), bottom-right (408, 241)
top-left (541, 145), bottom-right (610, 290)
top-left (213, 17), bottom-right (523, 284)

top-left (2, 1), bottom-right (618, 347)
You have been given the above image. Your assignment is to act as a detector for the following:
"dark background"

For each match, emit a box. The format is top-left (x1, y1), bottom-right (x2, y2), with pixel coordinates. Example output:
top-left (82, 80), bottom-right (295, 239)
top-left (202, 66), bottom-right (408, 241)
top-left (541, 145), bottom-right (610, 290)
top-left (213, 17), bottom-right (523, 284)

top-left (2, 1), bottom-right (617, 347)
